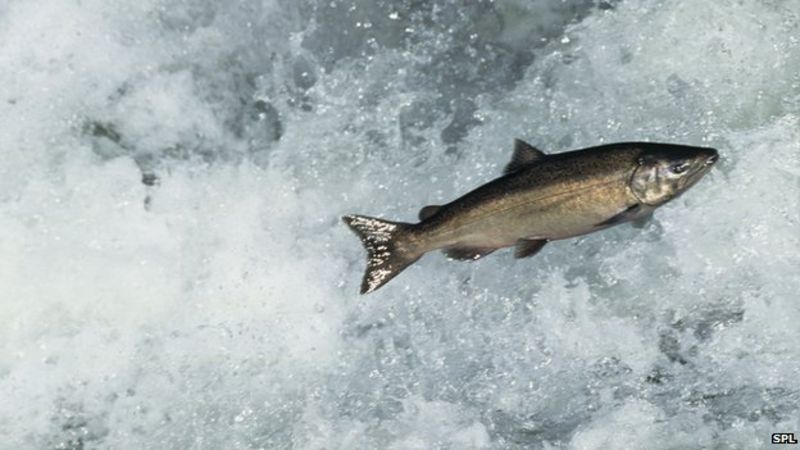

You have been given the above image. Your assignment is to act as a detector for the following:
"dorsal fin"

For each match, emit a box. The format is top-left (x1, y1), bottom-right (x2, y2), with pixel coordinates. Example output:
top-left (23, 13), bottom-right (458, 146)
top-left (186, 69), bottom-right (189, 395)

top-left (504, 139), bottom-right (546, 174)
top-left (418, 205), bottom-right (442, 221)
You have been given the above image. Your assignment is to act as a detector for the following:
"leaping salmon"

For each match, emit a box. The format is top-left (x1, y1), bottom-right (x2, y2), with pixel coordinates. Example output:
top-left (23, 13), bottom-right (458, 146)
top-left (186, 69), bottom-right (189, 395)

top-left (343, 140), bottom-right (719, 294)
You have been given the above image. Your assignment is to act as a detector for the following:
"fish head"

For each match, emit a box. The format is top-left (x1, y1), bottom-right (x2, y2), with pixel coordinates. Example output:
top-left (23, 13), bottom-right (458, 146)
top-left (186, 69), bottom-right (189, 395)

top-left (630, 144), bottom-right (719, 206)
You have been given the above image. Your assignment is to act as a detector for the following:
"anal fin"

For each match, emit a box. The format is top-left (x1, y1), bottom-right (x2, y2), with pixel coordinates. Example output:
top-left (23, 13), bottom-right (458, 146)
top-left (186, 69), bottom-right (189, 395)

top-left (443, 245), bottom-right (496, 261)
top-left (514, 239), bottom-right (547, 259)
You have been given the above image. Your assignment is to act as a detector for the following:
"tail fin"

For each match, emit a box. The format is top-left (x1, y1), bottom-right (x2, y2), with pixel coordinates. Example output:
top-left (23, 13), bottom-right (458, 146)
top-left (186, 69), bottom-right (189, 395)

top-left (342, 214), bottom-right (422, 294)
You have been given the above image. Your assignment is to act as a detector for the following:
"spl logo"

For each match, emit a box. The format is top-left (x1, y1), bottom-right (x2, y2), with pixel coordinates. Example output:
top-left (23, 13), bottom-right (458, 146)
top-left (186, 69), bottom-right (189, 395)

top-left (772, 433), bottom-right (798, 445)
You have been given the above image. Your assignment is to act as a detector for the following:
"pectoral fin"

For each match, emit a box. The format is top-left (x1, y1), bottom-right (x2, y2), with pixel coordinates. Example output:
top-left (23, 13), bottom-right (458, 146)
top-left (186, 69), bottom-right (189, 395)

top-left (595, 204), bottom-right (651, 228)
top-left (631, 211), bottom-right (655, 229)
top-left (443, 245), bottom-right (497, 261)
top-left (514, 239), bottom-right (547, 259)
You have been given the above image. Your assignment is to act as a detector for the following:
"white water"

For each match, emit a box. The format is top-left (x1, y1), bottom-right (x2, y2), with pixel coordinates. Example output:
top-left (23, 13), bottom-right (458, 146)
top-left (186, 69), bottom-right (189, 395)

top-left (1, 0), bottom-right (799, 448)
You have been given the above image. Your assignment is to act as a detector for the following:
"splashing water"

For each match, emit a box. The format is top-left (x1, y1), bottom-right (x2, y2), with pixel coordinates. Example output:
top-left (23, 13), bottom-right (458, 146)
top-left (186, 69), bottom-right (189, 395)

top-left (1, 0), bottom-right (799, 448)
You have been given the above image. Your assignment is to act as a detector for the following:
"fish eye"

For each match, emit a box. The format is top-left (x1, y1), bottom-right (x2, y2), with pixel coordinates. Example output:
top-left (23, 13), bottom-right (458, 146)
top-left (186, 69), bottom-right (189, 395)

top-left (670, 162), bottom-right (691, 174)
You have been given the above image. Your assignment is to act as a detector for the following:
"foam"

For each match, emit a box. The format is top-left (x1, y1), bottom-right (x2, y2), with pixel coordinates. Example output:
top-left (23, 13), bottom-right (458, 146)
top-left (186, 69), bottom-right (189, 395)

top-left (1, 0), bottom-right (798, 448)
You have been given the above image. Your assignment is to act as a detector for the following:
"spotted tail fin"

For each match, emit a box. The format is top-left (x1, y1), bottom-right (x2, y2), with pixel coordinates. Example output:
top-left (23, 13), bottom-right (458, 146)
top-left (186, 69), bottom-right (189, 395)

top-left (342, 214), bottom-right (421, 294)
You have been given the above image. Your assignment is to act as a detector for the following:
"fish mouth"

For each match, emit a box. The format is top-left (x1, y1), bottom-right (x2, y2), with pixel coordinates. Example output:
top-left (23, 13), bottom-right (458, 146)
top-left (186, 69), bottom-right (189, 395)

top-left (683, 149), bottom-right (718, 188)
top-left (701, 148), bottom-right (719, 166)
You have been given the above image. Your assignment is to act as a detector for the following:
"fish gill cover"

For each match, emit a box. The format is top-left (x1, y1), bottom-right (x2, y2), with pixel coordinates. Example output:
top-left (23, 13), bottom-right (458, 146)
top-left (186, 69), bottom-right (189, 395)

top-left (0, 0), bottom-right (798, 448)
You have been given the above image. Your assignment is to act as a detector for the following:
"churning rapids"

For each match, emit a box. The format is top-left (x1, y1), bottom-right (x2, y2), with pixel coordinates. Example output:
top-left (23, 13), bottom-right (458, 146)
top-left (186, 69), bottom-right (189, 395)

top-left (1, 1), bottom-right (799, 448)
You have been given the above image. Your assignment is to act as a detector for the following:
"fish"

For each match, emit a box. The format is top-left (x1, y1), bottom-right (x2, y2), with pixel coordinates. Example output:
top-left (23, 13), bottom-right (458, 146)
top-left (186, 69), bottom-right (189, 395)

top-left (343, 140), bottom-right (719, 294)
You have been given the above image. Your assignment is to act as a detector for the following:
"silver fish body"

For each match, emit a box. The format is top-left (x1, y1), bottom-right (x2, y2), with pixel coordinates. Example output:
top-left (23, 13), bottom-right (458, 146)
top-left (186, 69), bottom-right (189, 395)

top-left (344, 140), bottom-right (718, 294)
